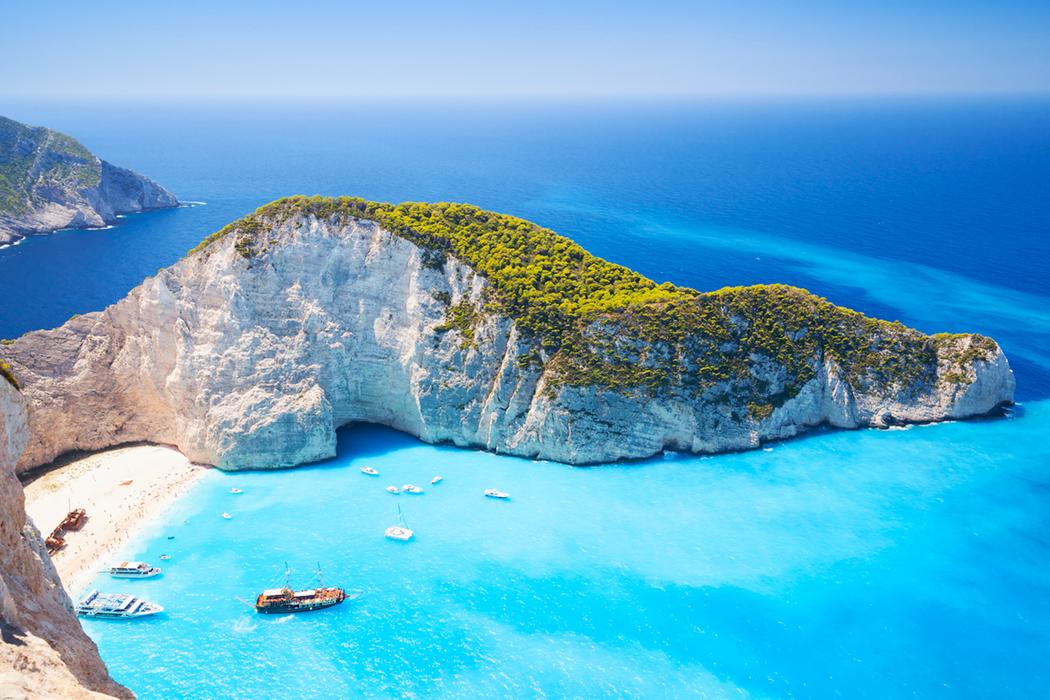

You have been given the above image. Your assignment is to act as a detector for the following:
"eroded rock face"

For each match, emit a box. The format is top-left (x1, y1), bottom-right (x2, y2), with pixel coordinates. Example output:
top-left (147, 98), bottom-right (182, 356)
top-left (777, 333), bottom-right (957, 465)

top-left (0, 116), bottom-right (177, 246)
top-left (0, 212), bottom-right (1015, 472)
top-left (0, 381), bottom-right (130, 699)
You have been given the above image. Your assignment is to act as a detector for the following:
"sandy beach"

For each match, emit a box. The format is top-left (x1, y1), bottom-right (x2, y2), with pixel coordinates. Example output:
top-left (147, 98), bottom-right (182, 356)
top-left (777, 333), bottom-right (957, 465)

top-left (23, 445), bottom-right (209, 597)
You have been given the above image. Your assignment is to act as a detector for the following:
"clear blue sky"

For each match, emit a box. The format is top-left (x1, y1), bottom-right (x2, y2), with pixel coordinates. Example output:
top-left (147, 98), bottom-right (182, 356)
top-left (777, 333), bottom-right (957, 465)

top-left (2, 0), bottom-right (1048, 98)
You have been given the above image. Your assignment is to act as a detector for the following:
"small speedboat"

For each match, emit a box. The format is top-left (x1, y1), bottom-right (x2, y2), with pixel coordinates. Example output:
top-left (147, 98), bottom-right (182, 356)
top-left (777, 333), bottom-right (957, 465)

top-left (230, 487), bottom-right (244, 494)
top-left (222, 512), bottom-right (233, 520)
top-left (386, 485), bottom-right (400, 494)
top-left (159, 554), bottom-right (172, 561)
top-left (484, 489), bottom-right (511, 500)
top-left (361, 466), bottom-right (380, 476)
top-left (402, 484), bottom-right (424, 495)
top-left (431, 475), bottom-right (443, 485)
top-left (107, 561), bottom-right (162, 578)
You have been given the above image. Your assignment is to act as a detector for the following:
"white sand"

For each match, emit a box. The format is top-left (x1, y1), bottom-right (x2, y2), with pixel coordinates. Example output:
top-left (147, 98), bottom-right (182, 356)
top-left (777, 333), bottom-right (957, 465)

top-left (23, 444), bottom-right (209, 597)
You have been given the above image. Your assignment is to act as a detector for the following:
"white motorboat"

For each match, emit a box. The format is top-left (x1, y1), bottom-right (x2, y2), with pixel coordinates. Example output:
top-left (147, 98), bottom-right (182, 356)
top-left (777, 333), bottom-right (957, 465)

top-left (431, 475), bottom-right (443, 485)
top-left (76, 591), bottom-right (163, 618)
top-left (361, 466), bottom-right (379, 476)
top-left (484, 489), bottom-right (511, 500)
top-left (402, 484), bottom-right (424, 494)
top-left (385, 504), bottom-right (414, 541)
top-left (106, 561), bottom-right (161, 578)
top-left (222, 512), bottom-right (233, 520)
top-left (386, 485), bottom-right (400, 494)
top-left (229, 487), bottom-right (244, 494)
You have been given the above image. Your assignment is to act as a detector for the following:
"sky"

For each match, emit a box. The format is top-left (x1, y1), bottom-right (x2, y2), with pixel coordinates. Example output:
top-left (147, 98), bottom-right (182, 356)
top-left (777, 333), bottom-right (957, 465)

top-left (1, 0), bottom-right (1049, 99)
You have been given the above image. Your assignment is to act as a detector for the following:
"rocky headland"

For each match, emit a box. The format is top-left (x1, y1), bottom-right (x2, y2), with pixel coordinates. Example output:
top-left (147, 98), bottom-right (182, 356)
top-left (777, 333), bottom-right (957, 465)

top-left (0, 377), bottom-right (130, 698)
top-left (0, 196), bottom-right (1014, 472)
top-left (0, 116), bottom-right (177, 246)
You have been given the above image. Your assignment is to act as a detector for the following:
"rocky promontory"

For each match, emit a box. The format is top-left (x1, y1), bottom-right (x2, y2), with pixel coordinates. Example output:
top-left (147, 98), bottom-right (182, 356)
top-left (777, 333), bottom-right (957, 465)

top-left (0, 196), bottom-right (1015, 472)
top-left (0, 116), bottom-right (177, 246)
top-left (0, 377), bottom-right (130, 698)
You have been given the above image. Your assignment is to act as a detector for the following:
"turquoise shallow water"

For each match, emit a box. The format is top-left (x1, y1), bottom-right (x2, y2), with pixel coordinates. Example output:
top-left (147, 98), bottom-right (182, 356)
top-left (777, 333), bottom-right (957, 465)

top-left (84, 403), bottom-right (1050, 699)
top-left (2, 99), bottom-right (1048, 697)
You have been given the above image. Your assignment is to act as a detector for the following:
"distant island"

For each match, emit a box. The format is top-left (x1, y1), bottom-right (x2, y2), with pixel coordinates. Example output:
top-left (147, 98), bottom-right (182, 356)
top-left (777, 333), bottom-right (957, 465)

top-left (0, 196), bottom-right (1015, 471)
top-left (0, 116), bottom-right (177, 246)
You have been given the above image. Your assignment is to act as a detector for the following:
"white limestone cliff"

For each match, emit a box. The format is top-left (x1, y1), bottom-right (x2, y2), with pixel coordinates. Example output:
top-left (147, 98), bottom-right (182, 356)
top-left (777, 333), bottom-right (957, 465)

top-left (0, 210), bottom-right (1015, 473)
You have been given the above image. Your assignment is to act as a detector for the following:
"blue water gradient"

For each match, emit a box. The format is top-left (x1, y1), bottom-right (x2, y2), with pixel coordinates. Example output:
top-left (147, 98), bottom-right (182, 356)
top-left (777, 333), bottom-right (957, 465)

top-left (84, 404), bottom-right (1050, 699)
top-left (2, 98), bottom-right (1049, 697)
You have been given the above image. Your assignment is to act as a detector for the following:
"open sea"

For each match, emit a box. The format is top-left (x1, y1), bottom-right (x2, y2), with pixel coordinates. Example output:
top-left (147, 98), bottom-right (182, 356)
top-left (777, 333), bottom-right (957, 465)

top-left (1, 97), bottom-right (1049, 698)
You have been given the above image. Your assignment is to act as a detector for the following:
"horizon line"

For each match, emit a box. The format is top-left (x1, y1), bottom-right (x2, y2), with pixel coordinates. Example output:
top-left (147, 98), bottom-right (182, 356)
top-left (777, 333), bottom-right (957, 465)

top-left (4, 89), bottom-right (1050, 102)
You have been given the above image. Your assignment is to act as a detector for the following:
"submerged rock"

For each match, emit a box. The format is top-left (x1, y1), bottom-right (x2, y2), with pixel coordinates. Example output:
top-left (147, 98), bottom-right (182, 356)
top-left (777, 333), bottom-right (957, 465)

top-left (1, 196), bottom-right (1014, 471)
top-left (0, 116), bottom-right (177, 246)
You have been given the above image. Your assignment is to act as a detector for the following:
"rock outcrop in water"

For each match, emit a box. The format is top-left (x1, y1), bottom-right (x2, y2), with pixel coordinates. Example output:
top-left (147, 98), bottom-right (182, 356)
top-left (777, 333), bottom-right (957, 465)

top-left (0, 116), bottom-right (178, 246)
top-left (0, 196), bottom-right (1015, 472)
top-left (0, 379), bottom-right (129, 698)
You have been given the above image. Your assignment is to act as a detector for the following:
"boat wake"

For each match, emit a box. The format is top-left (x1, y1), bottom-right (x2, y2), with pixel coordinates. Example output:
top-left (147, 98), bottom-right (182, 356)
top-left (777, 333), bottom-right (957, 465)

top-left (231, 617), bottom-right (258, 635)
top-left (179, 201), bottom-right (208, 207)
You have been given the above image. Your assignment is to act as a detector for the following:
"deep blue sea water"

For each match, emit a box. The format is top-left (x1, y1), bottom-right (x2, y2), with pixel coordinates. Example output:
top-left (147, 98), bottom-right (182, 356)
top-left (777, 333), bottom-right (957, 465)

top-left (2, 98), bottom-right (1049, 698)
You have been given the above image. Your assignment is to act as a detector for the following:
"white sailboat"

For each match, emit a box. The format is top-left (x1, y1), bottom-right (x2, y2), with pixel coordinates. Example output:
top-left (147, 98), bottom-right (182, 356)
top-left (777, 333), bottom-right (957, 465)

top-left (384, 504), bottom-right (414, 541)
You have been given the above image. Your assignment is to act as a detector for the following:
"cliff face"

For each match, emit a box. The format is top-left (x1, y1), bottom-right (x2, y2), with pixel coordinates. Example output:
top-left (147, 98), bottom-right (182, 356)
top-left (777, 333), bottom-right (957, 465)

top-left (0, 197), bottom-right (1014, 472)
top-left (0, 381), bottom-right (130, 698)
top-left (0, 116), bottom-right (177, 246)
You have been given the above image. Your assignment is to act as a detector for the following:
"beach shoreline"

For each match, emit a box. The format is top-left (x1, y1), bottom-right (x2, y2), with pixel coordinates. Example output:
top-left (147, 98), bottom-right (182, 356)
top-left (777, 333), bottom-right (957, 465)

top-left (22, 444), bottom-right (209, 597)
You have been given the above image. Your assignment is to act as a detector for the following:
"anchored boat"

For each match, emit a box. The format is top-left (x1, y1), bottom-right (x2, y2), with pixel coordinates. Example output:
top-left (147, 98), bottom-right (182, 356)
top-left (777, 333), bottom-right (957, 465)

top-left (361, 466), bottom-right (379, 476)
top-left (484, 489), bottom-right (511, 500)
top-left (106, 561), bottom-right (162, 578)
top-left (76, 591), bottom-right (163, 618)
top-left (255, 564), bottom-right (347, 614)
top-left (385, 504), bottom-right (414, 541)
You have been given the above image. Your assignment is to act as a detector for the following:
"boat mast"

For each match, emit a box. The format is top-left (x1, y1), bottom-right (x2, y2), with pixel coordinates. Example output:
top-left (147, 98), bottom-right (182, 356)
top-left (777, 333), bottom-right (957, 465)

top-left (284, 561), bottom-right (291, 590)
top-left (317, 562), bottom-right (324, 588)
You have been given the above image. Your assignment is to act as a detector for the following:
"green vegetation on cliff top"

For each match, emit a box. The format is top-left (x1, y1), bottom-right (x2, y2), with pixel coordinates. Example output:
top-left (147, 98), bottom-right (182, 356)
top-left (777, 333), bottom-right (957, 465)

top-left (0, 116), bottom-right (100, 215)
top-left (189, 196), bottom-right (998, 402)
top-left (0, 360), bottom-right (18, 391)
